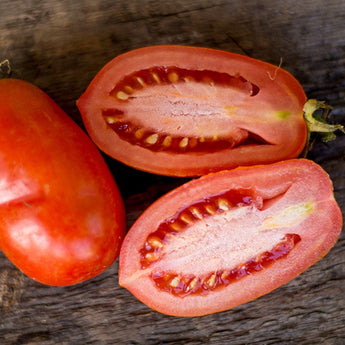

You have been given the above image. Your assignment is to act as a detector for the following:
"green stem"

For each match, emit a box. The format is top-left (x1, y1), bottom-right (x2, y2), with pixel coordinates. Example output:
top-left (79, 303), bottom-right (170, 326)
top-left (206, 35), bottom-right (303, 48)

top-left (0, 59), bottom-right (11, 77)
top-left (302, 99), bottom-right (344, 155)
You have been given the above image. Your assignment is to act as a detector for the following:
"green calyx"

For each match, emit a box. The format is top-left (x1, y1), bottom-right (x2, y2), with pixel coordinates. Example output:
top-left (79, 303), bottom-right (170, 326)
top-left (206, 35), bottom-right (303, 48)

top-left (302, 99), bottom-right (344, 155)
top-left (0, 59), bottom-right (11, 78)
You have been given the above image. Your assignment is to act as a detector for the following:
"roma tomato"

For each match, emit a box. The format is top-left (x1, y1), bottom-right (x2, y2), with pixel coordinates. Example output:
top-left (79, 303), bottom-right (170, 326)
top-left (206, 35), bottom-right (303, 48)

top-left (119, 159), bottom-right (342, 316)
top-left (77, 45), bottom-right (307, 177)
top-left (0, 79), bottom-right (126, 286)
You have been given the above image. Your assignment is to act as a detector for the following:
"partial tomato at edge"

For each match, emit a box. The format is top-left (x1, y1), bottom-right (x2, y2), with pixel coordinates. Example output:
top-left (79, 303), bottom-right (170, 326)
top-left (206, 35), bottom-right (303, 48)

top-left (77, 45), bottom-right (307, 177)
top-left (0, 78), bottom-right (126, 286)
top-left (119, 159), bottom-right (342, 317)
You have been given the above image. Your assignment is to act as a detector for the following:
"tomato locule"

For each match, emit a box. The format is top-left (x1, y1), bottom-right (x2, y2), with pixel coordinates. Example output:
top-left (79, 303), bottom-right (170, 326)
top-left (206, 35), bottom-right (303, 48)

top-left (0, 79), bottom-right (126, 286)
top-left (119, 159), bottom-right (342, 316)
top-left (77, 45), bottom-right (308, 176)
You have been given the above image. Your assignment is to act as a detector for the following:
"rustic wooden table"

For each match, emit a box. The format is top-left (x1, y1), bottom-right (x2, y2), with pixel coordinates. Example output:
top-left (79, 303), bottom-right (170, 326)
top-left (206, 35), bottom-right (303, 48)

top-left (1, 0), bottom-right (344, 344)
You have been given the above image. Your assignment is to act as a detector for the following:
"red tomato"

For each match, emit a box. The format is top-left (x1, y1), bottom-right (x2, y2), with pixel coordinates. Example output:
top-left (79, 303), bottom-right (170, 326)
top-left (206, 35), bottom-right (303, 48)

top-left (77, 45), bottom-right (307, 177)
top-left (0, 79), bottom-right (126, 286)
top-left (119, 159), bottom-right (342, 316)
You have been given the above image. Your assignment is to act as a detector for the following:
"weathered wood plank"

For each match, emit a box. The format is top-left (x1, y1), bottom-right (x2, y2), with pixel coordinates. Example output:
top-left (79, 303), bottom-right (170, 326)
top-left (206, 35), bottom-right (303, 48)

top-left (1, 0), bottom-right (345, 344)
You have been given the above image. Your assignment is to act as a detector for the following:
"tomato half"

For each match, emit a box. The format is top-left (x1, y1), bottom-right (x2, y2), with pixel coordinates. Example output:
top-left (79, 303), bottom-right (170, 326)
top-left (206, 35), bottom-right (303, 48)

top-left (119, 159), bottom-right (342, 316)
top-left (77, 45), bottom-right (307, 177)
top-left (0, 79), bottom-right (126, 286)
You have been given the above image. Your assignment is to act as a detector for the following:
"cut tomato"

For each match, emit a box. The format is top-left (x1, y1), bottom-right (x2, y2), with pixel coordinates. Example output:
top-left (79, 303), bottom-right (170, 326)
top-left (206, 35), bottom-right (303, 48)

top-left (77, 45), bottom-right (307, 176)
top-left (119, 159), bottom-right (342, 316)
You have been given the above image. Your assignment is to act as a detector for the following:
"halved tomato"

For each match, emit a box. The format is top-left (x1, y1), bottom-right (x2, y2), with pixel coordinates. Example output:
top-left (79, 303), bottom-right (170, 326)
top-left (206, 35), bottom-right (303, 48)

top-left (119, 159), bottom-right (342, 316)
top-left (77, 45), bottom-right (307, 177)
top-left (0, 79), bottom-right (126, 286)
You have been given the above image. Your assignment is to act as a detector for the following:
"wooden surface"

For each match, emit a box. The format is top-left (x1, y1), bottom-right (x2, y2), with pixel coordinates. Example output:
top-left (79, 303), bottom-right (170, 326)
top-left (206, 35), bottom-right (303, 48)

top-left (1, 0), bottom-right (345, 344)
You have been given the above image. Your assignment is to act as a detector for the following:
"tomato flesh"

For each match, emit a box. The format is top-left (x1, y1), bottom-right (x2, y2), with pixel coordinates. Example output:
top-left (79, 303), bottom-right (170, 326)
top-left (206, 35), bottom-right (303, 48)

top-left (77, 45), bottom-right (307, 176)
top-left (139, 188), bottom-right (255, 269)
top-left (119, 159), bottom-right (342, 316)
top-left (105, 66), bottom-right (262, 153)
top-left (151, 234), bottom-right (301, 297)
top-left (0, 79), bottom-right (126, 286)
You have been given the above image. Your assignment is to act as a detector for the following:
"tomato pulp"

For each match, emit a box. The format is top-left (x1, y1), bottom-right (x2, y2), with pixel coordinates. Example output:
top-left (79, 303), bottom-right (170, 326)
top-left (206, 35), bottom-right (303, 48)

top-left (0, 79), bottom-right (126, 286)
top-left (77, 45), bottom-right (307, 176)
top-left (119, 159), bottom-right (342, 316)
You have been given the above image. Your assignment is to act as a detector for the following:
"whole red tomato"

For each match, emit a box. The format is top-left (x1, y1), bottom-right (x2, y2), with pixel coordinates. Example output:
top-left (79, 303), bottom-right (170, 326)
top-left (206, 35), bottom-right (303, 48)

top-left (0, 79), bottom-right (126, 286)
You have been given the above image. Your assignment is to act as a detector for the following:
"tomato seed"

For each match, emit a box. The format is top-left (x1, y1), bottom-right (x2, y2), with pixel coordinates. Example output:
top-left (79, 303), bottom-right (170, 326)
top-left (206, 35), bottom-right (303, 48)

top-left (187, 276), bottom-right (198, 291)
top-left (104, 116), bottom-right (120, 124)
top-left (179, 212), bottom-right (194, 224)
top-left (151, 72), bottom-right (161, 84)
top-left (169, 221), bottom-right (184, 232)
top-left (124, 85), bottom-right (134, 94)
top-left (206, 273), bottom-right (217, 288)
top-left (134, 128), bottom-right (145, 139)
top-left (189, 207), bottom-right (203, 220)
top-left (204, 204), bottom-right (217, 215)
top-left (168, 71), bottom-right (179, 83)
top-left (147, 236), bottom-right (163, 249)
top-left (162, 136), bottom-right (172, 147)
top-left (169, 276), bottom-right (180, 288)
top-left (116, 91), bottom-right (129, 101)
top-left (217, 198), bottom-right (230, 211)
top-left (145, 133), bottom-right (159, 145)
top-left (135, 76), bottom-right (146, 87)
top-left (145, 252), bottom-right (158, 262)
top-left (220, 270), bottom-right (230, 281)
top-left (179, 137), bottom-right (189, 149)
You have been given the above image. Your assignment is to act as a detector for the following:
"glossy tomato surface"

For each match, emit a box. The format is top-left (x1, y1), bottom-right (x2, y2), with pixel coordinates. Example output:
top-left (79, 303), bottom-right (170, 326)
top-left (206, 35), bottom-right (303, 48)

top-left (119, 159), bottom-right (342, 316)
top-left (77, 45), bottom-right (307, 177)
top-left (0, 79), bottom-right (126, 286)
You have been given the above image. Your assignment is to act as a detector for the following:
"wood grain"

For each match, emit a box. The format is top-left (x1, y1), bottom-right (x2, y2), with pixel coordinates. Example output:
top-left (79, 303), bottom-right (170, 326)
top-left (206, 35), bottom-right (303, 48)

top-left (1, 0), bottom-right (345, 344)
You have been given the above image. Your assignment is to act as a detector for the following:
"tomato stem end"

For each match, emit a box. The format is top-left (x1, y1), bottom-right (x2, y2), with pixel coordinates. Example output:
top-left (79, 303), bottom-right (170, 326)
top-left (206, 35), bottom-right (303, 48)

top-left (302, 99), bottom-right (344, 155)
top-left (0, 59), bottom-right (12, 78)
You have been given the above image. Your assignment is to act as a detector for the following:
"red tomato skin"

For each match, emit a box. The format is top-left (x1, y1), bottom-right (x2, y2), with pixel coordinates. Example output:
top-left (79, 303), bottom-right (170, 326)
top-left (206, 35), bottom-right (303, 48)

top-left (119, 159), bottom-right (342, 316)
top-left (0, 79), bottom-right (126, 286)
top-left (77, 45), bottom-right (307, 177)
